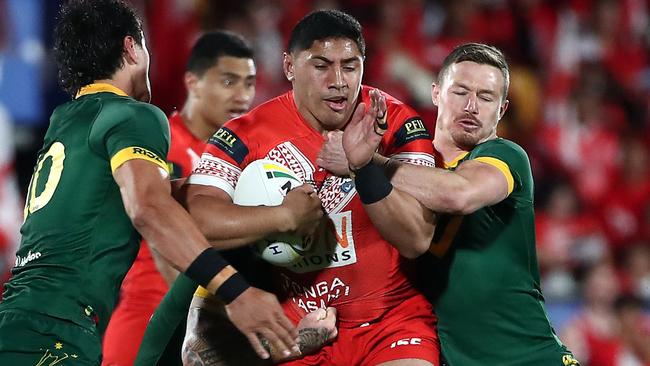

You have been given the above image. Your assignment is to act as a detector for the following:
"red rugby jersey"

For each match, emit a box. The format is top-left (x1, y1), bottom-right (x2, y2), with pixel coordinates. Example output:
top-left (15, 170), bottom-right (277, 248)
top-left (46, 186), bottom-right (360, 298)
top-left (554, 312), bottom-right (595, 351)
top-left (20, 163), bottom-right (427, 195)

top-left (188, 86), bottom-right (436, 327)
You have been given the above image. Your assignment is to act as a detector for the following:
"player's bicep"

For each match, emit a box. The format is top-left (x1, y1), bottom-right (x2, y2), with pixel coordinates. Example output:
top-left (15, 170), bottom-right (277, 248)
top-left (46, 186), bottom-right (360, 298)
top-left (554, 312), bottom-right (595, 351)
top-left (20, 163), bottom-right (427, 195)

top-left (113, 159), bottom-right (172, 220)
top-left (455, 159), bottom-right (511, 208)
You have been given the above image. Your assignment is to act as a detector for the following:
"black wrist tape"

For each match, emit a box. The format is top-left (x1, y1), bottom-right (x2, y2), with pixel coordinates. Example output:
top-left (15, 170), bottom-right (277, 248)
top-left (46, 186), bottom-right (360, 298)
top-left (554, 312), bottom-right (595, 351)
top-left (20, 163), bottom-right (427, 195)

top-left (354, 162), bottom-right (393, 204)
top-left (216, 272), bottom-right (250, 304)
top-left (185, 248), bottom-right (250, 304)
top-left (185, 248), bottom-right (228, 288)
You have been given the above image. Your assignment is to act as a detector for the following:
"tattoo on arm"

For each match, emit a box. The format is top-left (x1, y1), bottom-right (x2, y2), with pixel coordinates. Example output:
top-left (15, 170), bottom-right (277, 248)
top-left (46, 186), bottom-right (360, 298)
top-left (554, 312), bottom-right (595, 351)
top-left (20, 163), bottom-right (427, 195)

top-left (260, 327), bottom-right (331, 361)
top-left (183, 338), bottom-right (226, 366)
top-left (297, 327), bottom-right (331, 355)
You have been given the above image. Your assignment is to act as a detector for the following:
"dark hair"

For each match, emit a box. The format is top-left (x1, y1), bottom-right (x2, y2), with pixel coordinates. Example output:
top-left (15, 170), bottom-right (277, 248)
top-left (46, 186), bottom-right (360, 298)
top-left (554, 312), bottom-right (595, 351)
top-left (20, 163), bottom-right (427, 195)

top-left (288, 10), bottom-right (365, 57)
top-left (186, 30), bottom-right (254, 76)
top-left (54, 0), bottom-right (144, 96)
top-left (438, 43), bottom-right (510, 101)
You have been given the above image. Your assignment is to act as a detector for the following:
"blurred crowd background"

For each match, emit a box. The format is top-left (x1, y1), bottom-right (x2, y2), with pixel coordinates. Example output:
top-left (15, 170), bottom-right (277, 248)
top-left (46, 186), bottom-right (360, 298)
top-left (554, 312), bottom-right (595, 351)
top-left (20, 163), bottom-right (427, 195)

top-left (1, 0), bottom-right (650, 364)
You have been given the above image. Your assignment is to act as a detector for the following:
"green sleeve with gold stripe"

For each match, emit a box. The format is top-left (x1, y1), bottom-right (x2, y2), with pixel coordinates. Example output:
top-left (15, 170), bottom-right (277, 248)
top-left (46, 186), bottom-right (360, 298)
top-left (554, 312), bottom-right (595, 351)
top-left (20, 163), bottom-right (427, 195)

top-left (88, 101), bottom-right (170, 173)
top-left (467, 138), bottom-right (533, 202)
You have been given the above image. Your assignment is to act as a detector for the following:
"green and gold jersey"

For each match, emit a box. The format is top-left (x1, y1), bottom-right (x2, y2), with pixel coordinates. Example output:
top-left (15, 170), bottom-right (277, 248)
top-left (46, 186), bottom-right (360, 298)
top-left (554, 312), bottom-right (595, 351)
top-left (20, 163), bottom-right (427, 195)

top-left (0, 83), bottom-right (170, 333)
top-left (421, 138), bottom-right (577, 366)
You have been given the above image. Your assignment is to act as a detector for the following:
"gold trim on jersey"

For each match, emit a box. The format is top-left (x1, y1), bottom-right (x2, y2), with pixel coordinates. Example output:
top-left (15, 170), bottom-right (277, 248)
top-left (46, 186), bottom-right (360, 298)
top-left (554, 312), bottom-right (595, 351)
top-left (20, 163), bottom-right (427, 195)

top-left (110, 146), bottom-right (169, 173)
top-left (194, 286), bottom-right (211, 299)
top-left (474, 156), bottom-right (514, 195)
top-left (444, 152), bottom-right (469, 169)
top-left (75, 83), bottom-right (128, 99)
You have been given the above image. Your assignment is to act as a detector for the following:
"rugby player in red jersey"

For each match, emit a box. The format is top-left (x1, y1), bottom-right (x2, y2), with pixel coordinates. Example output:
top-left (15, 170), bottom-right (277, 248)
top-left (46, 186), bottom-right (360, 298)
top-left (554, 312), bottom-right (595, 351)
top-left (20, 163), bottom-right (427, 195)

top-left (181, 10), bottom-right (440, 366)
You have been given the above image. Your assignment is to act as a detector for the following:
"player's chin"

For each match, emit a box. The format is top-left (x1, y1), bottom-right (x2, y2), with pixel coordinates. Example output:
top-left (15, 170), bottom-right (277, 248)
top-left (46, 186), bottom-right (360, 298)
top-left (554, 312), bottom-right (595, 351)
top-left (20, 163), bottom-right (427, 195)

top-left (451, 130), bottom-right (480, 150)
top-left (318, 110), bottom-right (349, 130)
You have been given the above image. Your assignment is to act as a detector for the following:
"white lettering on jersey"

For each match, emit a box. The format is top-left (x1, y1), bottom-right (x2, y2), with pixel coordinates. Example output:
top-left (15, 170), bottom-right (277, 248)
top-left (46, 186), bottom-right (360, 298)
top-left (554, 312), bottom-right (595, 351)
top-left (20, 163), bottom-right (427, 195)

top-left (14, 250), bottom-right (42, 267)
top-left (390, 338), bottom-right (423, 348)
top-left (281, 273), bottom-right (351, 312)
top-left (288, 210), bottom-right (356, 273)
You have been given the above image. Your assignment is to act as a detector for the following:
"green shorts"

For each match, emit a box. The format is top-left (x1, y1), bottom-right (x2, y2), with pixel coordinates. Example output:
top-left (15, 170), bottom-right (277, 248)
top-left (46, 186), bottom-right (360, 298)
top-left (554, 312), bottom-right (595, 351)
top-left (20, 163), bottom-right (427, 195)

top-left (0, 309), bottom-right (101, 365)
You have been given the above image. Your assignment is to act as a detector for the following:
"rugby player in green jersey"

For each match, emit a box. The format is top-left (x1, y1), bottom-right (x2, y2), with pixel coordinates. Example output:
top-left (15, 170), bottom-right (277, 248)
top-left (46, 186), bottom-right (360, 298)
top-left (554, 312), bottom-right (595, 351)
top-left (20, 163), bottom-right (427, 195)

top-left (0, 0), bottom-right (323, 364)
top-left (323, 43), bottom-right (580, 365)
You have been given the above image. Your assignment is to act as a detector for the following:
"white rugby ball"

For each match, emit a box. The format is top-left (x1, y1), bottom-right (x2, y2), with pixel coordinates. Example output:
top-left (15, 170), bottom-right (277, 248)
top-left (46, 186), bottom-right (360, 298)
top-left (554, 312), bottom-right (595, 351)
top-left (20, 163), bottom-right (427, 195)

top-left (233, 159), bottom-right (311, 266)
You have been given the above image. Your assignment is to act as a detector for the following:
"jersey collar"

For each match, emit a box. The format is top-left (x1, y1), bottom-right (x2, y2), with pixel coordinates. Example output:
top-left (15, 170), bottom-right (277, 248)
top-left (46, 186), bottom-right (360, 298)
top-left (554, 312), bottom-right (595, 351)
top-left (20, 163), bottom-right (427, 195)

top-left (76, 83), bottom-right (128, 99)
top-left (444, 152), bottom-right (469, 169)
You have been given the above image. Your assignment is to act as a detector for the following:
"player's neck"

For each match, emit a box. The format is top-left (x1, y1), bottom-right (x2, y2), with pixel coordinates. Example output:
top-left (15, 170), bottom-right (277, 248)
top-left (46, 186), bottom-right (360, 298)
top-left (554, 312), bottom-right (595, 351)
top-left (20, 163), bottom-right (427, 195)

top-left (298, 106), bottom-right (326, 133)
top-left (181, 102), bottom-right (220, 142)
top-left (92, 78), bottom-right (132, 98)
top-left (434, 134), bottom-right (468, 166)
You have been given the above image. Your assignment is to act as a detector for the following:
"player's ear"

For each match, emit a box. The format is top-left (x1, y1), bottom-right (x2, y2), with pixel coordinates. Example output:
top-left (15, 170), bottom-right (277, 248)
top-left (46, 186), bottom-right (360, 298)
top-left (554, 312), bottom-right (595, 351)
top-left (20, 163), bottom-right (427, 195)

top-left (283, 52), bottom-right (295, 82)
top-left (431, 83), bottom-right (440, 107)
top-left (184, 71), bottom-right (200, 97)
top-left (123, 36), bottom-right (139, 66)
top-left (498, 99), bottom-right (509, 120)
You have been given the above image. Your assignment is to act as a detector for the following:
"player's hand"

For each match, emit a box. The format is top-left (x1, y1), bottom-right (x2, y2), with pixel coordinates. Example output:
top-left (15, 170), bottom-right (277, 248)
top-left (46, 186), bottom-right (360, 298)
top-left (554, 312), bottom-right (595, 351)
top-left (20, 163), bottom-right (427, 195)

top-left (343, 89), bottom-right (387, 170)
top-left (296, 307), bottom-right (338, 355)
top-left (280, 184), bottom-right (323, 236)
top-left (316, 130), bottom-right (350, 176)
top-left (225, 287), bottom-right (299, 359)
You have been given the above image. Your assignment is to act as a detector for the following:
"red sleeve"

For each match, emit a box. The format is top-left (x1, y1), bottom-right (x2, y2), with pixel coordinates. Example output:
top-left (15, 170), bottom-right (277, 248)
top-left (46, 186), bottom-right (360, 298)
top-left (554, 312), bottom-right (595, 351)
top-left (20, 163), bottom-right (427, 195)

top-left (376, 91), bottom-right (436, 167)
top-left (186, 118), bottom-right (253, 198)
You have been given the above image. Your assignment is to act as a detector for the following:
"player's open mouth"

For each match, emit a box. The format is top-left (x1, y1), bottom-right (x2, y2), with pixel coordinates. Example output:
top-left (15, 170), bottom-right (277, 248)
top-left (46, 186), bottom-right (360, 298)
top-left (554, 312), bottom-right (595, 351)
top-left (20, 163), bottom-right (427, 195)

top-left (228, 109), bottom-right (247, 119)
top-left (324, 96), bottom-right (347, 112)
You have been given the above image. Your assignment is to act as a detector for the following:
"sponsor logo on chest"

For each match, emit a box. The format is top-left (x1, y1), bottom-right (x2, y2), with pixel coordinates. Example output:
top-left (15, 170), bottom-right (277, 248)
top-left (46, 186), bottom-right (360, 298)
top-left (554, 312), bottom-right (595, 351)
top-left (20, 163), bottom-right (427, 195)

top-left (265, 142), bottom-right (359, 273)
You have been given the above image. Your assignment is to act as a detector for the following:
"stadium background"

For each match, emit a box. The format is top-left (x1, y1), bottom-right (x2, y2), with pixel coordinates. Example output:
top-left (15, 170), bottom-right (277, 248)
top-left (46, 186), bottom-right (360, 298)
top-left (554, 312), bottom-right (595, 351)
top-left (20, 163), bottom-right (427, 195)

top-left (0, 0), bottom-right (649, 364)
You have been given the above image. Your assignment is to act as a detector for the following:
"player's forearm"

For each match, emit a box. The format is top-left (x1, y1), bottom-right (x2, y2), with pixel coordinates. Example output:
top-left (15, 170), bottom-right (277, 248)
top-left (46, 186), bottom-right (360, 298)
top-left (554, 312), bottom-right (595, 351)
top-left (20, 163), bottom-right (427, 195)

top-left (131, 195), bottom-right (215, 271)
top-left (352, 160), bottom-right (436, 257)
top-left (185, 195), bottom-right (294, 249)
top-left (265, 327), bottom-right (332, 363)
top-left (149, 245), bottom-right (180, 285)
top-left (384, 158), bottom-right (476, 214)
top-left (362, 188), bottom-right (436, 258)
top-left (133, 199), bottom-right (252, 303)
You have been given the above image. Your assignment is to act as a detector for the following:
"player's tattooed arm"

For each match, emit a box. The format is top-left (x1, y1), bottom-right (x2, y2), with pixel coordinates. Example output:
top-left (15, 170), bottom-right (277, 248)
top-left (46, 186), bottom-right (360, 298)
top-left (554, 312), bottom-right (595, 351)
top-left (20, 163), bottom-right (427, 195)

top-left (182, 337), bottom-right (226, 366)
top-left (297, 327), bottom-right (332, 354)
top-left (264, 307), bottom-right (338, 363)
top-left (262, 327), bottom-right (333, 362)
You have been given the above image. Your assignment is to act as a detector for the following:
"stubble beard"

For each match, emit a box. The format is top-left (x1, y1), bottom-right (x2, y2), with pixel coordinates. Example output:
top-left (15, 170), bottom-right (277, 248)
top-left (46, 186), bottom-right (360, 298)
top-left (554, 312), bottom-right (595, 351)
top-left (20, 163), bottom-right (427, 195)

top-left (451, 128), bottom-right (481, 151)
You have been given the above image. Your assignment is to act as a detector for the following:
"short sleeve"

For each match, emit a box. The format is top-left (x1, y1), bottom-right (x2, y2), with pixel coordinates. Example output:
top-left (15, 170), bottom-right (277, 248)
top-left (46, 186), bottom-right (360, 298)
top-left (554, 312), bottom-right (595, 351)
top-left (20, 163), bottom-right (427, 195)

top-left (186, 122), bottom-right (251, 199)
top-left (89, 101), bottom-right (170, 174)
top-left (380, 99), bottom-right (436, 167)
top-left (469, 139), bottom-right (533, 200)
